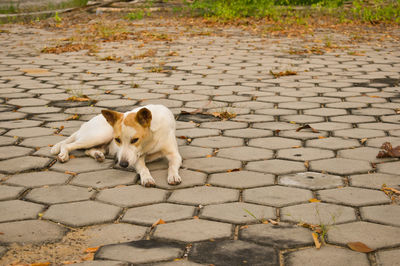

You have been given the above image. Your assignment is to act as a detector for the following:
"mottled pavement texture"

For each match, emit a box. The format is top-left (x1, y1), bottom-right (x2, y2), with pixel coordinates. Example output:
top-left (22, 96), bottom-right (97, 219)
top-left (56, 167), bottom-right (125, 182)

top-left (0, 15), bottom-right (400, 266)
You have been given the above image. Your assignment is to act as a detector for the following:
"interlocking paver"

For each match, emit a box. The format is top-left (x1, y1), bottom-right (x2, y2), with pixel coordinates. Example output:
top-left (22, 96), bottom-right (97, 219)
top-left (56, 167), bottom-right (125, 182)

top-left (277, 147), bottom-right (334, 161)
top-left (217, 146), bottom-right (273, 161)
top-left (182, 157), bottom-right (241, 173)
top-left (51, 157), bottom-right (114, 173)
top-left (0, 200), bottom-right (44, 223)
top-left (349, 173), bottom-right (400, 189)
top-left (376, 249), bottom-right (400, 266)
top-left (168, 186), bottom-right (239, 205)
top-left (71, 169), bottom-right (136, 189)
top-left (243, 186), bottom-right (312, 207)
top-left (318, 187), bottom-right (391, 207)
top-left (279, 172), bottom-right (343, 190)
top-left (25, 185), bottom-right (94, 204)
top-left (0, 185), bottom-right (25, 200)
top-left (249, 137), bottom-right (301, 150)
top-left (310, 158), bottom-right (372, 175)
top-left (209, 170), bottom-right (274, 189)
top-left (246, 159), bottom-right (306, 175)
top-left (0, 156), bottom-right (52, 174)
top-left (190, 136), bottom-right (243, 148)
top-left (306, 137), bottom-right (360, 150)
top-left (361, 205), bottom-right (400, 227)
top-left (377, 161), bottom-right (400, 175)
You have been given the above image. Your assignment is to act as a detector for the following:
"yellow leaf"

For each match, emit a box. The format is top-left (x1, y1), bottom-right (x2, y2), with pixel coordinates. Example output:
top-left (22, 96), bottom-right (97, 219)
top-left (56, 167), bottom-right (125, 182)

top-left (289, 121), bottom-right (296, 124)
top-left (360, 138), bottom-right (368, 144)
top-left (304, 161), bottom-right (309, 168)
top-left (85, 247), bottom-right (100, 253)
top-left (151, 218), bottom-right (166, 228)
top-left (64, 171), bottom-right (77, 176)
top-left (318, 136), bottom-right (326, 139)
top-left (309, 198), bottom-right (321, 203)
top-left (205, 154), bottom-right (213, 158)
top-left (347, 242), bottom-right (374, 253)
top-left (312, 232), bottom-right (321, 249)
top-left (268, 219), bottom-right (278, 225)
top-left (292, 145), bottom-right (301, 148)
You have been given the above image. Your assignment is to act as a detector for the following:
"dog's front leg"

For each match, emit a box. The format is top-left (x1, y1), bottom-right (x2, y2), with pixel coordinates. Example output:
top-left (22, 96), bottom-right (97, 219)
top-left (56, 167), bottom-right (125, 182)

top-left (165, 152), bottom-right (182, 185)
top-left (135, 156), bottom-right (156, 187)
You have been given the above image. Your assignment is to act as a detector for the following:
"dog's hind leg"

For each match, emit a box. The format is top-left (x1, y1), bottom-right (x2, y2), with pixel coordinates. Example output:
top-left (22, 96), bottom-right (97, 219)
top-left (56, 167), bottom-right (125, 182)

top-left (85, 145), bottom-right (107, 162)
top-left (58, 141), bottom-right (90, 162)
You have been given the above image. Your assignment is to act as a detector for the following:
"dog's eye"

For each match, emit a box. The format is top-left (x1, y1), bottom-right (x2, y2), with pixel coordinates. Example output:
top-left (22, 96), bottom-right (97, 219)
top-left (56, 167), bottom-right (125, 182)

top-left (131, 138), bottom-right (139, 144)
top-left (115, 137), bottom-right (121, 143)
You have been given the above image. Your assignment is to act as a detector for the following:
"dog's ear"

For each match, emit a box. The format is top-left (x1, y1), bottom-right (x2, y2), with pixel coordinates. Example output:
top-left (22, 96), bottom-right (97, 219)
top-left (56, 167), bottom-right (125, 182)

top-left (101, 110), bottom-right (122, 126)
top-left (136, 108), bottom-right (152, 128)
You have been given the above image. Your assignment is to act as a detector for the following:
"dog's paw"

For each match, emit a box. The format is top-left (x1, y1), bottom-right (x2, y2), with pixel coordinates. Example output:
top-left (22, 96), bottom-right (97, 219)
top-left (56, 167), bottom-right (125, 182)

top-left (94, 151), bottom-right (105, 162)
top-left (141, 175), bottom-right (156, 187)
top-left (168, 174), bottom-right (182, 186)
top-left (57, 152), bottom-right (69, 163)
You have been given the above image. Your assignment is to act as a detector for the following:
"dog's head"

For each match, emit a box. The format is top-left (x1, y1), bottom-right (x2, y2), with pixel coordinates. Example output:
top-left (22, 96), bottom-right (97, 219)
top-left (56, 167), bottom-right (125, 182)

top-left (101, 108), bottom-right (152, 168)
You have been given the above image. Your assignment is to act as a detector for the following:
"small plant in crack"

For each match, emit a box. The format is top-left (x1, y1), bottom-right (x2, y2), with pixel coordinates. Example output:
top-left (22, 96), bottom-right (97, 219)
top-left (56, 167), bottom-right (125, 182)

top-left (243, 208), bottom-right (268, 224)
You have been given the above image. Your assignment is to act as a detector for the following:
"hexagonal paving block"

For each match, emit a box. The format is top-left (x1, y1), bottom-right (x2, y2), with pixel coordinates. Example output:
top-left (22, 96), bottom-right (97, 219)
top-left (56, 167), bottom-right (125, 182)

top-left (281, 114), bottom-right (324, 124)
top-left (0, 220), bottom-right (66, 244)
top-left (200, 121), bottom-right (247, 130)
top-left (361, 205), bottom-right (400, 227)
top-left (84, 223), bottom-right (147, 247)
top-left (190, 136), bottom-right (243, 148)
top-left (376, 249), bottom-right (400, 266)
top-left (281, 202), bottom-right (356, 225)
top-left (200, 202), bottom-right (275, 224)
top-left (240, 223), bottom-right (313, 248)
top-left (189, 240), bottom-right (278, 266)
top-left (327, 221), bottom-right (400, 249)
top-left (309, 122), bottom-right (352, 131)
top-left (153, 219), bottom-right (232, 242)
top-left (0, 200), bottom-right (44, 223)
top-left (246, 159), bottom-right (306, 175)
top-left (306, 137), bottom-right (360, 150)
top-left (43, 200), bottom-right (121, 227)
top-left (168, 186), bottom-right (239, 205)
top-left (217, 146), bottom-right (273, 161)
top-left (303, 108), bottom-right (347, 117)
top-left (151, 169), bottom-right (207, 189)
top-left (6, 127), bottom-right (54, 138)
top-left (122, 203), bottom-right (195, 225)
top-left (366, 136), bottom-right (400, 148)
top-left (0, 156), bottom-right (52, 174)
top-left (0, 185), bottom-right (25, 200)
top-left (248, 137), bottom-right (301, 150)
top-left (338, 147), bottom-right (392, 163)
top-left (284, 246), bottom-right (369, 266)
top-left (277, 147), bottom-right (334, 161)
top-left (330, 115), bottom-right (376, 123)
top-left (208, 170), bottom-right (274, 189)
top-left (20, 135), bottom-right (66, 148)
top-left (334, 128), bottom-right (386, 139)
top-left (179, 146), bottom-right (212, 159)
top-left (97, 185), bottom-right (168, 207)
top-left (279, 172), bottom-right (343, 190)
top-left (359, 122), bottom-right (400, 131)
top-left (25, 185), bottom-right (94, 204)
top-left (224, 128), bottom-right (273, 138)
top-left (349, 173), bottom-right (400, 189)
top-left (0, 119), bottom-right (41, 129)
top-left (377, 161), bottom-right (400, 175)
top-left (182, 157), bottom-right (241, 174)
top-left (51, 157), bottom-right (114, 173)
top-left (279, 130), bottom-right (329, 141)
top-left (0, 146), bottom-right (33, 160)
top-left (253, 122), bottom-right (298, 131)
top-left (318, 187), bottom-right (390, 207)
top-left (0, 136), bottom-right (15, 146)
top-left (70, 169), bottom-right (136, 189)
top-left (5, 171), bottom-right (70, 187)
top-left (243, 186), bottom-right (312, 207)
top-left (95, 240), bottom-right (184, 264)
top-left (310, 158), bottom-right (372, 175)
top-left (176, 128), bottom-right (220, 138)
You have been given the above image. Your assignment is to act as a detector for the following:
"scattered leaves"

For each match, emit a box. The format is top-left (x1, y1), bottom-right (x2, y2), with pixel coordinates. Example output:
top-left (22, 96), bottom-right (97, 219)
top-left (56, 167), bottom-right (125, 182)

top-left (66, 114), bottom-right (80, 121)
top-left (211, 111), bottom-right (237, 120)
top-left (376, 142), bottom-right (400, 158)
top-left (54, 125), bottom-right (64, 134)
top-left (312, 232), bottom-right (321, 249)
top-left (270, 70), bottom-right (297, 78)
top-left (296, 124), bottom-right (319, 133)
top-left (30, 262), bottom-right (51, 266)
top-left (84, 247), bottom-right (100, 253)
top-left (66, 95), bottom-right (91, 102)
top-left (347, 242), bottom-right (374, 253)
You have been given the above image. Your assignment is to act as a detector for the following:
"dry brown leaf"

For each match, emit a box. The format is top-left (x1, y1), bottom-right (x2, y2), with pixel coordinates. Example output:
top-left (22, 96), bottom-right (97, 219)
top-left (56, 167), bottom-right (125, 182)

top-left (292, 145), bottom-right (301, 148)
top-left (304, 161), bottom-right (309, 168)
top-left (262, 220), bottom-right (269, 224)
top-left (105, 90), bottom-right (112, 94)
top-left (296, 124), bottom-right (319, 133)
top-left (66, 114), bottom-right (80, 121)
top-left (64, 171), bottom-right (77, 176)
top-left (193, 216), bottom-right (199, 219)
top-left (309, 198), bottom-right (321, 203)
top-left (312, 232), bottom-right (321, 249)
top-left (205, 154), bottom-right (213, 158)
top-left (376, 142), bottom-right (400, 158)
top-left (226, 168), bottom-right (241, 173)
top-left (318, 136), bottom-right (326, 139)
top-left (31, 263), bottom-right (51, 266)
top-left (66, 96), bottom-right (90, 102)
top-left (151, 218), bottom-right (166, 228)
top-left (84, 247), bottom-right (100, 253)
top-left (240, 225), bottom-right (249, 229)
top-left (360, 138), bottom-right (368, 144)
top-left (270, 70), bottom-right (297, 78)
top-left (69, 155), bottom-right (76, 159)
top-left (347, 242), bottom-right (374, 253)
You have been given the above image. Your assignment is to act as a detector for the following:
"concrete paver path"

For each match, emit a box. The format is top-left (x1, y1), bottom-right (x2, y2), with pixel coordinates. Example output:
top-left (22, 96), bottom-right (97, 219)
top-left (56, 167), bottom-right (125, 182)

top-left (0, 14), bottom-right (400, 265)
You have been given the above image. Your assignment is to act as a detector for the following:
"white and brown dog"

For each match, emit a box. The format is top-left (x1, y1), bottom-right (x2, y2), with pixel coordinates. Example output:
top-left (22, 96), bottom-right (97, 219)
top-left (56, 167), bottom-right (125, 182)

top-left (51, 104), bottom-right (182, 187)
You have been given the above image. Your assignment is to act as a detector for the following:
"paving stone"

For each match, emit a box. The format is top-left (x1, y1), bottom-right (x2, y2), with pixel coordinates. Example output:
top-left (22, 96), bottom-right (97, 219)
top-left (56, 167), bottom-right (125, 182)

top-left (309, 122), bottom-right (352, 131)
top-left (303, 108), bottom-right (347, 117)
top-left (352, 107), bottom-right (395, 116)
top-left (249, 137), bottom-right (301, 150)
top-left (376, 249), bottom-right (400, 266)
top-left (190, 136), bottom-right (243, 148)
top-left (179, 146), bottom-right (213, 159)
top-left (97, 185), bottom-right (167, 207)
top-left (246, 159), bottom-right (306, 175)
top-left (366, 136), bottom-right (400, 148)
top-left (7, 98), bottom-right (49, 106)
top-left (284, 246), bottom-right (369, 266)
top-left (0, 119), bottom-right (41, 129)
top-left (51, 157), bottom-right (114, 173)
top-left (281, 202), bottom-right (356, 225)
top-left (306, 137), bottom-right (360, 150)
top-left (182, 157), bottom-right (241, 173)
top-left (278, 101), bottom-right (320, 110)
top-left (69, 261), bottom-right (127, 266)
top-left (232, 114), bottom-right (274, 123)
top-left (318, 187), bottom-right (391, 207)
top-left (279, 130), bottom-right (329, 140)
top-left (25, 185), bottom-right (94, 204)
top-left (310, 158), bottom-right (372, 175)
top-left (200, 121), bottom-right (247, 130)
top-left (0, 220), bottom-right (66, 244)
top-left (279, 172), bottom-right (343, 190)
top-left (223, 128), bottom-right (273, 138)
top-left (43, 200), bottom-right (121, 227)
top-left (0, 145), bottom-right (33, 160)
top-left (0, 156), bottom-right (51, 174)
top-left (152, 169), bottom-right (207, 189)
top-left (176, 128), bottom-right (220, 138)
top-left (123, 203), bottom-right (195, 225)
top-left (240, 222), bottom-right (313, 248)
top-left (255, 108), bottom-right (297, 116)
top-left (20, 135), bottom-right (66, 147)
top-left (349, 173), bottom-right (400, 189)
top-left (330, 115), bottom-right (376, 123)
top-left (168, 186), bottom-right (239, 205)
top-left (154, 219), bottom-right (232, 242)
top-left (0, 185), bottom-right (25, 200)
top-left (0, 200), bottom-right (44, 223)
top-left (277, 147), bottom-right (334, 161)
top-left (377, 161), bottom-right (400, 175)
top-left (281, 114), bottom-right (324, 124)
top-left (0, 136), bottom-right (15, 146)
top-left (209, 170), bottom-right (274, 189)
top-left (217, 146), bottom-right (273, 161)
top-left (189, 240), bottom-right (278, 266)
top-left (243, 185), bottom-right (312, 207)
top-left (359, 122), bottom-right (400, 131)
top-left (381, 115), bottom-right (400, 124)
top-left (6, 127), bottom-right (54, 138)
top-left (361, 205), bottom-right (400, 227)
top-left (95, 240), bottom-right (184, 264)
top-left (201, 202), bottom-right (275, 224)
top-left (338, 147), bottom-right (392, 163)
top-left (253, 121), bottom-right (298, 131)
top-left (70, 169), bottom-right (137, 189)
top-left (84, 223), bottom-right (147, 247)
top-left (327, 221), bottom-right (400, 249)
top-left (18, 106), bottom-right (61, 114)
top-left (5, 171), bottom-right (70, 187)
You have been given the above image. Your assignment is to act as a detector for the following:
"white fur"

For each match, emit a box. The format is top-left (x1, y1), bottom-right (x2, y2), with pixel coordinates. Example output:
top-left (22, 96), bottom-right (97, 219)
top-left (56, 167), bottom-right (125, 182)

top-left (51, 104), bottom-right (182, 187)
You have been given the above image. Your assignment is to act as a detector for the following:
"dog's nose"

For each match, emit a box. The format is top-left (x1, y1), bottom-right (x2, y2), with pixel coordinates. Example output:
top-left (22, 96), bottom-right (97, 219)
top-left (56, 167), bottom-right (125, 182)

top-left (119, 161), bottom-right (129, 168)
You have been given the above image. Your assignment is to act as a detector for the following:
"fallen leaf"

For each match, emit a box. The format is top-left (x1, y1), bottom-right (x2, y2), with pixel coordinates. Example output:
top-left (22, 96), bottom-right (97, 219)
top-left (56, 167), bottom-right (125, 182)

top-left (376, 142), bottom-right (400, 158)
top-left (193, 216), bottom-right (199, 219)
top-left (347, 242), bottom-right (374, 253)
top-left (64, 171), bottom-right (77, 176)
top-left (151, 218), bottom-right (166, 228)
top-left (304, 161), bottom-right (309, 168)
top-left (205, 154), bottom-right (213, 158)
top-left (69, 155), bottom-right (76, 159)
top-left (81, 252), bottom-right (94, 261)
top-left (318, 136), bottom-right (326, 139)
top-left (66, 114), bottom-right (80, 121)
top-left (262, 220), bottom-right (269, 224)
top-left (0, 232), bottom-right (3, 235)
top-left (296, 124), bottom-right (319, 133)
top-left (85, 247), bottom-right (100, 253)
top-left (268, 219), bottom-right (278, 225)
top-left (240, 225), bottom-right (249, 229)
top-left (292, 145), bottom-right (301, 148)
top-left (309, 198), bottom-right (321, 203)
top-left (312, 232), bottom-right (322, 249)
top-left (270, 70), bottom-right (297, 78)
top-left (360, 138), bottom-right (368, 144)
top-left (66, 96), bottom-right (91, 102)
top-left (105, 90), bottom-right (112, 94)
top-left (226, 168), bottom-right (241, 173)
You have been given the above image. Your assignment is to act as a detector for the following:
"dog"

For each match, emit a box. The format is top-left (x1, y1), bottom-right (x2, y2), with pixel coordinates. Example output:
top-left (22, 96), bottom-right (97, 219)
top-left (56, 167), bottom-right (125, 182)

top-left (51, 104), bottom-right (182, 187)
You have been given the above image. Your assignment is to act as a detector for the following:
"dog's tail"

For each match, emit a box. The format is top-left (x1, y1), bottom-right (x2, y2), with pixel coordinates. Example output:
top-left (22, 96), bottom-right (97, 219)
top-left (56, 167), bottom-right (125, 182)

top-left (50, 132), bottom-right (77, 155)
